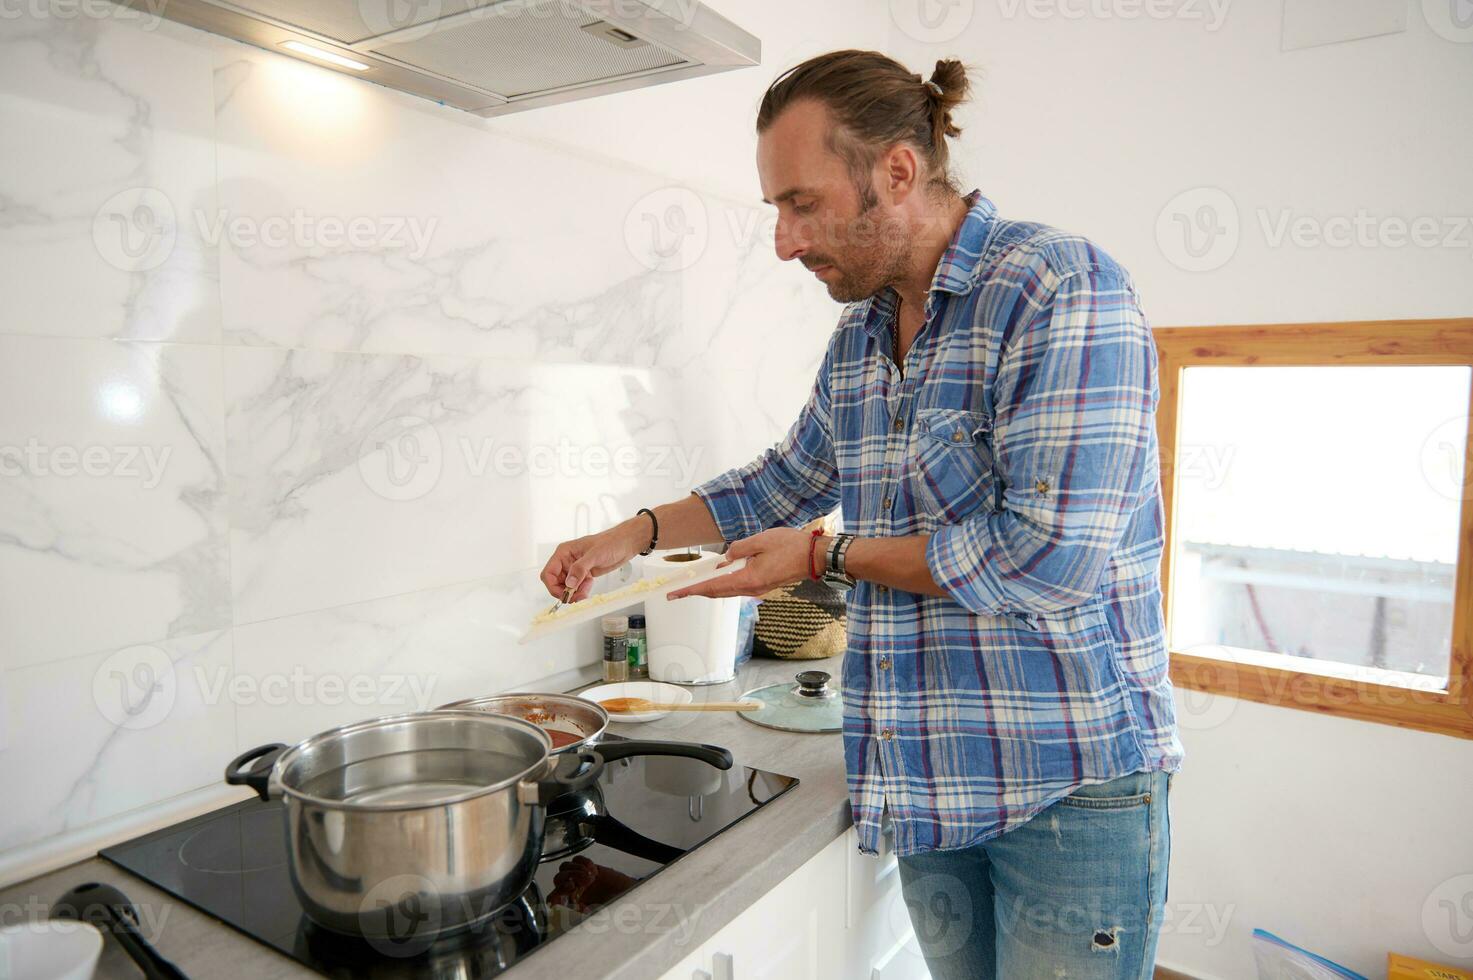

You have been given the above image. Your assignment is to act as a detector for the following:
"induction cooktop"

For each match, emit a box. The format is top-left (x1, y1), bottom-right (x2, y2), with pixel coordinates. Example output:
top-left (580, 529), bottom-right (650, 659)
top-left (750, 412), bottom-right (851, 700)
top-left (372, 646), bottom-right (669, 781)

top-left (101, 737), bottom-right (797, 978)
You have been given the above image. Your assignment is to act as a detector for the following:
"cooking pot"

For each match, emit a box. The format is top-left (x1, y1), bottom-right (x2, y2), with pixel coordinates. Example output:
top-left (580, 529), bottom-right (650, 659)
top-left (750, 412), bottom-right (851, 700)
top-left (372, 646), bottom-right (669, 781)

top-left (224, 710), bottom-right (601, 940)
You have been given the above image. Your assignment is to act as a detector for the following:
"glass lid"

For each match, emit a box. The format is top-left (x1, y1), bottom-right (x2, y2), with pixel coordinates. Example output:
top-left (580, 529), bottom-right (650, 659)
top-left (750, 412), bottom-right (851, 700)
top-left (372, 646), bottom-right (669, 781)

top-left (739, 670), bottom-right (843, 733)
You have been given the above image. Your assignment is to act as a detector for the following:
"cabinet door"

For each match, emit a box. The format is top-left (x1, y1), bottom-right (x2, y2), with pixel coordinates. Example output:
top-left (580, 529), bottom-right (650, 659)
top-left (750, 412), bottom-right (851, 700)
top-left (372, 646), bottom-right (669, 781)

top-left (869, 933), bottom-right (929, 980)
top-left (843, 825), bottom-right (930, 979)
top-left (658, 828), bottom-right (933, 980)
top-left (658, 937), bottom-right (714, 980)
top-left (698, 833), bottom-right (848, 980)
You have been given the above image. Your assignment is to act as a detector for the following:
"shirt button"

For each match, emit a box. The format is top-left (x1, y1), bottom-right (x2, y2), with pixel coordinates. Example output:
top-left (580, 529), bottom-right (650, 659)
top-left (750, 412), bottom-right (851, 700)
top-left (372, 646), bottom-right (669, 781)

top-left (877, 584), bottom-right (889, 594)
top-left (892, 416), bottom-right (904, 432)
top-left (951, 430), bottom-right (965, 443)
top-left (878, 656), bottom-right (892, 670)
top-left (879, 728), bottom-right (894, 741)
top-left (882, 495), bottom-right (893, 510)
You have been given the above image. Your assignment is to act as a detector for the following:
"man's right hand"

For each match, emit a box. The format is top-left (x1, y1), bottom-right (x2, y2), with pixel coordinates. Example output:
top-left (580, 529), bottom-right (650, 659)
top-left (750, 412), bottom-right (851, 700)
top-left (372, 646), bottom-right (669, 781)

top-left (539, 521), bottom-right (648, 602)
top-left (539, 497), bottom-right (726, 602)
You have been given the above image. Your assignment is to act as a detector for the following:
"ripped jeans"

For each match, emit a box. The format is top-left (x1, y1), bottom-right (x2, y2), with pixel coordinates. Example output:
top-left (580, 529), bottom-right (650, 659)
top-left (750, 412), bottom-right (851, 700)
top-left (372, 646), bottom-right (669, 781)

top-left (896, 770), bottom-right (1171, 980)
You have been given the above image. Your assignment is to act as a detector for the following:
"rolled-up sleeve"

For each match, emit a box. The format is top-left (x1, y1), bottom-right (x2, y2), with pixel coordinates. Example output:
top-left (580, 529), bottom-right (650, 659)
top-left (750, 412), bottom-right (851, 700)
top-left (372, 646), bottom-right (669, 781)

top-left (694, 342), bottom-right (842, 542)
top-left (926, 265), bottom-right (1160, 615)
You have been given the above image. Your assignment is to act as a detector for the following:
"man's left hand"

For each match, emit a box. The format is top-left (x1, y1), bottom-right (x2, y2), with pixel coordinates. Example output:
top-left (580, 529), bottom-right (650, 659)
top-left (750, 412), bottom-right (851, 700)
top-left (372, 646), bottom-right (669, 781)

top-left (666, 528), bottom-right (816, 599)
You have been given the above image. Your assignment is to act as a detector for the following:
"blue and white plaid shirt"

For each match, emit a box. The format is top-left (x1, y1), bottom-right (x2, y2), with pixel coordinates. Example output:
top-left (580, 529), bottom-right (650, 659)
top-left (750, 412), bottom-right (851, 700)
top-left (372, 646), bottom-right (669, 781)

top-left (695, 192), bottom-right (1183, 857)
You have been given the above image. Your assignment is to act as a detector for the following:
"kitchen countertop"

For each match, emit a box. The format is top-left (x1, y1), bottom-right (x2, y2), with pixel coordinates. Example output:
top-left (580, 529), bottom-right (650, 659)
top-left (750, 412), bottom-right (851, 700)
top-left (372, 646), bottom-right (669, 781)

top-left (0, 655), bottom-right (852, 980)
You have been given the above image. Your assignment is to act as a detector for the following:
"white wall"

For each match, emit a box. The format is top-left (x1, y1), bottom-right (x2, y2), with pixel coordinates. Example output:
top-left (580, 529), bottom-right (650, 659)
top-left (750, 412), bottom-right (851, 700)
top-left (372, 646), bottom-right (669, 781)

top-left (0, 0), bottom-right (867, 884)
top-left (885, 2), bottom-right (1473, 976)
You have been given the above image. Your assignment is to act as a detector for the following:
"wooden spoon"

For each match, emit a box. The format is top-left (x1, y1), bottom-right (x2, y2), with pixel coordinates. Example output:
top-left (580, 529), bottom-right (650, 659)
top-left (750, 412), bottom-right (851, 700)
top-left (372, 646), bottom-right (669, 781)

top-left (598, 697), bottom-right (763, 714)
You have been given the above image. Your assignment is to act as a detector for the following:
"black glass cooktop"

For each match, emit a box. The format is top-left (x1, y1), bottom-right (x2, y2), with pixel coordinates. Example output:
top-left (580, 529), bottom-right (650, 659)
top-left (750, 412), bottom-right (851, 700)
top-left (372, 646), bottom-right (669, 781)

top-left (101, 738), bottom-right (797, 978)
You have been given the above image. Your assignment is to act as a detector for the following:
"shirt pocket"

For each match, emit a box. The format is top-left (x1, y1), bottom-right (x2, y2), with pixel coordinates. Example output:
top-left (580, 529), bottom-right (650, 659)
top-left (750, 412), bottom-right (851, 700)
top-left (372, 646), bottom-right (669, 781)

top-left (907, 407), bottom-right (995, 523)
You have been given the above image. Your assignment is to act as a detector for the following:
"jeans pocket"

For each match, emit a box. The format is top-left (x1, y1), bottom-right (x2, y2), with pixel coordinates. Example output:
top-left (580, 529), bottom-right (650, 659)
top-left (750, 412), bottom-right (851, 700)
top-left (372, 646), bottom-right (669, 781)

top-left (1054, 772), bottom-right (1154, 810)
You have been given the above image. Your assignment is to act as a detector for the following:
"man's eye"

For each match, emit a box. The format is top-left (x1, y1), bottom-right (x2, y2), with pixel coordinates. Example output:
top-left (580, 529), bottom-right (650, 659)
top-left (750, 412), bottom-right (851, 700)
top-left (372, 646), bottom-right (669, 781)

top-left (793, 202), bottom-right (815, 215)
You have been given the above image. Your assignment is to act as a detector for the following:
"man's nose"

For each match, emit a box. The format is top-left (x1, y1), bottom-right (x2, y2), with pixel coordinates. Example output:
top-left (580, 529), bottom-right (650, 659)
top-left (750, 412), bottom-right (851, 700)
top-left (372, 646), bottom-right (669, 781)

top-left (775, 219), bottom-right (805, 263)
top-left (771, 213), bottom-right (807, 262)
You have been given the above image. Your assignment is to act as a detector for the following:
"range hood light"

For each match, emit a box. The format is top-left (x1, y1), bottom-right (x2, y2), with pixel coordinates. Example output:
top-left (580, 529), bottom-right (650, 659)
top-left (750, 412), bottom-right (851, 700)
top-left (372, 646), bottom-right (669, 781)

top-left (279, 41), bottom-right (371, 71)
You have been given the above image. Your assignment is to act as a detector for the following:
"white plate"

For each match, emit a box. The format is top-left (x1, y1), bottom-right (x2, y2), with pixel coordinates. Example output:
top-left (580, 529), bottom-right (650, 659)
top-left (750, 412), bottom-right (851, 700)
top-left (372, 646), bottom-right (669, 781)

top-left (0, 920), bottom-right (103, 980)
top-left (579, 681), bottom-right (694, 723)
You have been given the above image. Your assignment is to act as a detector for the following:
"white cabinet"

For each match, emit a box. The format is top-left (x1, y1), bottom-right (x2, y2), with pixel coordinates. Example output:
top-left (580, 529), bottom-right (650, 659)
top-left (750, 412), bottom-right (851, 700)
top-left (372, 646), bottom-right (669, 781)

top-left (840, 825), bottom-right (928, 980)
top-left (659, 828), bottom-right (929, 980)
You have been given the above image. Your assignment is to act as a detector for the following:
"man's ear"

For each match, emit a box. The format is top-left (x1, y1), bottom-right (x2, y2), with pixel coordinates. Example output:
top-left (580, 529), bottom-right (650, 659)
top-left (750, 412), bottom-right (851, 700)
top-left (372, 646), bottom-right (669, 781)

top-left (880, 142), bottom-right (921, 205)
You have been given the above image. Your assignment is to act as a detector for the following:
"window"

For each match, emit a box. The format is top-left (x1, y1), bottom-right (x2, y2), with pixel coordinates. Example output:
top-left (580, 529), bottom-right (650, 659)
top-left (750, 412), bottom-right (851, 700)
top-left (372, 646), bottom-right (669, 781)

top-left (1155, 320), bottom-right (1473, 738)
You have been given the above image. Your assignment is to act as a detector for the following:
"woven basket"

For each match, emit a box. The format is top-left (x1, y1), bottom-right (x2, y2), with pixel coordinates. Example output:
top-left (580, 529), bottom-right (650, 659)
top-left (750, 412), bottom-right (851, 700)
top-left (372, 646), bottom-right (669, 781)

top-left (752, 579), bottom-right (847, 660)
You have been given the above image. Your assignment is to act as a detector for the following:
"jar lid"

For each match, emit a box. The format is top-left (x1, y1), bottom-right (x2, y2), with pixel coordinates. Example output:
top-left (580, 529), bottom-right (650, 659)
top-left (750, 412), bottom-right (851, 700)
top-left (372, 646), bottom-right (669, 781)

top-left (738, 671), bottom-right (842, 734)
top-left (628, 614), bottom-right (646, 628)
top-left (601, 615), bottom-right (629, 633)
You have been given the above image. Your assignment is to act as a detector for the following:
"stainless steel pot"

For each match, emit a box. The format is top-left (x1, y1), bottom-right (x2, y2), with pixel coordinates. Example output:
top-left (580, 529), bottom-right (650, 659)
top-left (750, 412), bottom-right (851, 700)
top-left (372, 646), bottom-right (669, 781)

top-left (224, 710), bottom-right (602, 941)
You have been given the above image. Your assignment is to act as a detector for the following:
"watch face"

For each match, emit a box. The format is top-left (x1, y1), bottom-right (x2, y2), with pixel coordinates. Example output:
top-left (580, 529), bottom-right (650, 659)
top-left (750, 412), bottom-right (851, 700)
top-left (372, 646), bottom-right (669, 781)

top-left (821, 573), bottom-right (855, 592)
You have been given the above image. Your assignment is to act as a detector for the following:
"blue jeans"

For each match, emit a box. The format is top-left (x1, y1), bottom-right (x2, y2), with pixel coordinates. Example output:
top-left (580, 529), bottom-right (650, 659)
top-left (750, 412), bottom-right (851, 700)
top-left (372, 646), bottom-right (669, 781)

top-left (896, 770), bottom-right (1171, 980)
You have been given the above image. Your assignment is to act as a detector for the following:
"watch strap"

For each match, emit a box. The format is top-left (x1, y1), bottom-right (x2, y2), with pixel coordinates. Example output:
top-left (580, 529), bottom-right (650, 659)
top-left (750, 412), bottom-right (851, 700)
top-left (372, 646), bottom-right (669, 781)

top-left (827, 533), bottom-right (857, 582)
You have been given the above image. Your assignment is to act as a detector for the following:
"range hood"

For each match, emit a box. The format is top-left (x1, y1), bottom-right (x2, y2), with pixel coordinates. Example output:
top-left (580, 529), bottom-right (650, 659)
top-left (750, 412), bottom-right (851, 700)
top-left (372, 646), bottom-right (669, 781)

top-left (159, 0), bottom-right (760, 116)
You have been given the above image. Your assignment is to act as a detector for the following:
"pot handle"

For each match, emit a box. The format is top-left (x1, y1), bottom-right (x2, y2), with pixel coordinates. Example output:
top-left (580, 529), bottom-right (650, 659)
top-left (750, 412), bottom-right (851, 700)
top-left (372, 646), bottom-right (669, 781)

top-left (519, 748), bottom-right (604, 807)
top-left (225, 743), bottom-right (287, 801)
top-left (589, 739), bottom-right (733, 771)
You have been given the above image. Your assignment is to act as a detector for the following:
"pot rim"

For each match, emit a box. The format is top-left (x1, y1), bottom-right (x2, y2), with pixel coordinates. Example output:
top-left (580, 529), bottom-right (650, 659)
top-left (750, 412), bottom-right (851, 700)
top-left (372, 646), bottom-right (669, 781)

top-left (438, 692), bottom-right (610, 754)
top-left (271, 709), bottom-right (556, 812)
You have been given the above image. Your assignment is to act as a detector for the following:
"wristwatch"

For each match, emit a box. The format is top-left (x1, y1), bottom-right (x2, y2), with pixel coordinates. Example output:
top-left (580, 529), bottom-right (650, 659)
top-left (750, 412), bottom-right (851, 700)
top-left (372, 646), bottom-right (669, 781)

top-left (822, 533), bottom-right (857, 592)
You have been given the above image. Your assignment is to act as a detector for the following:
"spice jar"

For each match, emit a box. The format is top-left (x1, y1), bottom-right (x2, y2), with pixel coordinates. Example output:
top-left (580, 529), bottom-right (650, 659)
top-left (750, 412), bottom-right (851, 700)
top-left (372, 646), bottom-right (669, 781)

top-left (626, 614), bottom-right (648, 679)
top-left (602, 616), bottom-right (629, 683)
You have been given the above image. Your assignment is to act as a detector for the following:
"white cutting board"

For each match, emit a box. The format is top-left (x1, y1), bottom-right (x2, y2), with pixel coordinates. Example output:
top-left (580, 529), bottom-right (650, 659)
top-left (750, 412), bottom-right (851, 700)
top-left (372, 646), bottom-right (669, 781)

top-left (517, 558), bottom-right (747, 645)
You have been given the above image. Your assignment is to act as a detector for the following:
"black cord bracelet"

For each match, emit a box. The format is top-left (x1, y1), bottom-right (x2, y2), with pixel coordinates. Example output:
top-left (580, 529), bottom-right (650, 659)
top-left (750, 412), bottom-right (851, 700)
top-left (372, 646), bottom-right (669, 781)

top-left (636, 508), bottom-right (659, 556)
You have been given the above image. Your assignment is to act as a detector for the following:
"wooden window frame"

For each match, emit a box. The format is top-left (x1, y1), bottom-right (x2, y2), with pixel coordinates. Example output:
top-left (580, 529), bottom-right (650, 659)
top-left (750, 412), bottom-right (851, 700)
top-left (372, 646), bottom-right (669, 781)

top-left (1155, 318), bottom-right (1473, 739)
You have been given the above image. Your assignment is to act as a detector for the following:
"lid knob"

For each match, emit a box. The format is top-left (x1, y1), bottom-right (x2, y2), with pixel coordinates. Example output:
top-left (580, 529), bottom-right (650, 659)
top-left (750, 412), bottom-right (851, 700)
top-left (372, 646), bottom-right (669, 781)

top-left (794, 671), bottom-right (832, 698)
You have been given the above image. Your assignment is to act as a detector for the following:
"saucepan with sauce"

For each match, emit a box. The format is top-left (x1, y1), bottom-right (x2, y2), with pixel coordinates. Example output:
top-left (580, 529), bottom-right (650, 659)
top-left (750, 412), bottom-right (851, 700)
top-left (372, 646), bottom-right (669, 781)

top-left (439, 692), bottom-right (731, 768)
top-left (439, 693), bottom-right (734, 864)
top-left (440, 693), bottom-right (607, 752)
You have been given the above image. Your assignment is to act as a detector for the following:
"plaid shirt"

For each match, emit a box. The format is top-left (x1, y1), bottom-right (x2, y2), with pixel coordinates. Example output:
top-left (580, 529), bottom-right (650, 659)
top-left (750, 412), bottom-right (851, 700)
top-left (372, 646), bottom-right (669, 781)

top-left (695, 192), bottom-right (1183, 857)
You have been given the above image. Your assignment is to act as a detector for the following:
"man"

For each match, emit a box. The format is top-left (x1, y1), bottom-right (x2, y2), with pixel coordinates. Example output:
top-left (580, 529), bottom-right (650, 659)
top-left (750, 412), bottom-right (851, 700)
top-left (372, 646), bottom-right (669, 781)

top-left (540, 50), bottom-right (1182, 979)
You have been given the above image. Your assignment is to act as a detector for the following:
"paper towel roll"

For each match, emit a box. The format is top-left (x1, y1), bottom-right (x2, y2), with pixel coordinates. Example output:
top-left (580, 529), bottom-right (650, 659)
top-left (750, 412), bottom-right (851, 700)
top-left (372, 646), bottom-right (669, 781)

top-left (639, 550), bottom-right (741, 685)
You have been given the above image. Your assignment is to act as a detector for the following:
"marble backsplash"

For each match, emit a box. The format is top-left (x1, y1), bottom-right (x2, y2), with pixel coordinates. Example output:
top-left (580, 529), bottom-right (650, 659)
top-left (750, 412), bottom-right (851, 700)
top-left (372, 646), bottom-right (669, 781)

top-left (0, 9), bottom-right (839, 882)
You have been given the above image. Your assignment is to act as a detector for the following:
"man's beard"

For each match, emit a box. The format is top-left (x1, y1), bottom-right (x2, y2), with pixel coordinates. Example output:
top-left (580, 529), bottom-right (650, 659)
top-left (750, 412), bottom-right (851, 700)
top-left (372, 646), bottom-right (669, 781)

top-left (803, 206), bottom-right (913, 303)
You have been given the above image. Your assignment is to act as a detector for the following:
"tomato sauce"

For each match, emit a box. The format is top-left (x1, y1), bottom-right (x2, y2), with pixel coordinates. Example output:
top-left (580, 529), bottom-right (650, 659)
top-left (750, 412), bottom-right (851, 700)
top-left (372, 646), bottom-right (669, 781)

top-left (545, 729), bottom-right (582, 749)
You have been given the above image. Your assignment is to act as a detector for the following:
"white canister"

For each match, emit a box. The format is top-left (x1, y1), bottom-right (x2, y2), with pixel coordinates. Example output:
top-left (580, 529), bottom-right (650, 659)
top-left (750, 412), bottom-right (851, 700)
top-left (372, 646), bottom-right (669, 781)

top-left (639, 550), bottom-right (741, 685)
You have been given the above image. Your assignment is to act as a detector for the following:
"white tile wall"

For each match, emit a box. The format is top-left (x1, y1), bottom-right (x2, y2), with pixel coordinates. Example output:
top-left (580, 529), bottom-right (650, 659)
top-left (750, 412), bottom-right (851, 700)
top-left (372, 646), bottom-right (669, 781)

top-left (0, 629), bottom-right (237, 853)
top-left (0, 3), bottom-right (851, 881)
top-left (0, 336), bottom-right (230, 669)
top-left (0, 17), bottom-right (221, 343)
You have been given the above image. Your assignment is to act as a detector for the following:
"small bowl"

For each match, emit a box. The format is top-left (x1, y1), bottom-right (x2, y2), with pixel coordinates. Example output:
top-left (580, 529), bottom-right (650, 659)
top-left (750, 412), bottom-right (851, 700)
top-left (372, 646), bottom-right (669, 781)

top-left (0, 920), bottom-right (104, 980)
top-left (579, 681), bottom-right (693, 723)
